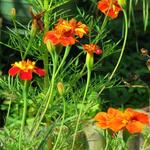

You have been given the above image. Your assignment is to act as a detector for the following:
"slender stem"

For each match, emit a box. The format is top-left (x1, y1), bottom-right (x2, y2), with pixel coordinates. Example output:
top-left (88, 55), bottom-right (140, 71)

top-left (43, 0), bottom-right (50, 90)
top-left (19, 80), bottom-right (28, 150)
top-left (54, 46), bottom-right (71, 77)
top-left (71, 67), bottom-right (91, 150)
top-left (30, 52), bottom-right (58, 140)
top-left (44, 0), bottom-right (49, 32)
top-left (43, 50), bottom-right (49, 90)
top-left (53, 96), bottom-right (66, 150)
top-left (23, 26), bottom-right (36, 59)
top-left (98, 10), bottom-right (128, 96)
top-left (141, 133), bottom-right (150, 150)
top-left (5, 100), bottom-right (12, 125)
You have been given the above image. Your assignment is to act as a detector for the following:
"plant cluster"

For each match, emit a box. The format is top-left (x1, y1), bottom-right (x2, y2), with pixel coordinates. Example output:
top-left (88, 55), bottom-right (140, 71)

top-left (0, 0), bottom-right (150, 150)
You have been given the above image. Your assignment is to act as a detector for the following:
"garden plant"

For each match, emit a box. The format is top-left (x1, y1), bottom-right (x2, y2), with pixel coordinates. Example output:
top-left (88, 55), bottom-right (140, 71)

top-left (0, 0), bottom-right (150, 150)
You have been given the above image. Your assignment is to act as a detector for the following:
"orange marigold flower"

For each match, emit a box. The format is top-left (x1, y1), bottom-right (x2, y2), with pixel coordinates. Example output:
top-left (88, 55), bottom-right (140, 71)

top-left (94, 107), bottom-right (149, 134)
top-left (44, 30), bottom-right (76, 46)
top-left (94, 108), bottom-right (126, 132)
top-left (44, 18), bottom-right (89, 46)
top-left (83, 44), bottom-right (103, 55)
top-left (98, 0), bottom-right (122, 19)
top-left (8, 60), bottom-right (46, 80)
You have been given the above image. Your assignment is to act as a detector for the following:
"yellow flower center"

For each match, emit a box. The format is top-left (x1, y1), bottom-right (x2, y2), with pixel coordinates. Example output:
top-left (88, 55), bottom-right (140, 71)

top-left (13, 60), bottom-right (36, 72)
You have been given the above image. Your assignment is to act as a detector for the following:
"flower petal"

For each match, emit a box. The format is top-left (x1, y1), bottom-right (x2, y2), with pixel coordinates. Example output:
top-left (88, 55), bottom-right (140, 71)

top-left (109, 117), bottom-right (126, 132)
top-left (34, 67), bottom-right (46, 77)
top-left (126, 121), bottom-right (144, 134)
top-left (20, 70), bottom-right (32, 80)
top-left (94, 112), bottom-right (109, 129)
top-left (60, 36), bottom-right (76, 46)
top-left (8, 67), bottom-right (20, 76)
top-left (44, 31), bottom-right (60, 45)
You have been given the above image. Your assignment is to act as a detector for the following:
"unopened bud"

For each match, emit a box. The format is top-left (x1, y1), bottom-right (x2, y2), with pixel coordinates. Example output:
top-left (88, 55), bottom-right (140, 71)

top-left (86, 53), bottom-right (94, 70)
top-left (46, 40), bottom-right (55, 53)
top-left (11, 8), bottom-right (16, 19)
top-left (31, 19), bottom-right (37, 36)
top-left (118, 0), bottom-right (126, 8)
top-left (57, 82), bottom-right (64, 95)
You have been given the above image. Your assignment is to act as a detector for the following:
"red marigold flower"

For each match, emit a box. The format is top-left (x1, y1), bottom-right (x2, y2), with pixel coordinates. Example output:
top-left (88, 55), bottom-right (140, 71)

top-left (98, 0), bottom-right (122, 19)
top-left (44, 18), bottom-right (89, 46)
top-left (124, 108), bottom-right (149, 134)
top-left (8, 60), bottom-right (46, 80)
top-left (83, 44), bottom-right (103, 55)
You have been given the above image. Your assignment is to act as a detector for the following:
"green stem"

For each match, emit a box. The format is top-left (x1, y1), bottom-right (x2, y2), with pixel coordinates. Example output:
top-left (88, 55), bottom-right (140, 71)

top-left (43, 0), bottom-right (50, 90)
top-left (43, 50), bottom-right (49, 90)
top-left (5, 100), bottom-right (12, 125)
top-left (53, 96), bottom-right (66, 150)
top-left (30, 51), bottom-right (58, 140)
top-left (19, 80), bottom-right (28, 150)
top-left (44, 0), bottom-right (49, 32)
top-left (141, 133), bottom-right (150, 150)
top-left (98, 9), bottom-right (128, 96)
top-left (23, 27), bottom-right (36, 59)
top-left (71, 67), bottom-right (91, 150)
top-left (54, 46), bottom-right (71, 77)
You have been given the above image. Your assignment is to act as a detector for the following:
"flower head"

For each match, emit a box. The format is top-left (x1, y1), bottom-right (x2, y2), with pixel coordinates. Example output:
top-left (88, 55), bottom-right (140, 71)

top-left (44, 30), bottom-right (76, 46)
top-left (94, 108), bottom-right (126, 132)
top-left (8, 60), bottom-right (46, 80)
top-left (98, 0), bottom-right (122, 19)
top-left (83, 44), bottom-right (103, 56)
top-left (44, 18), bottom-right (89, 46)
top-left (94, 108), bottom-right (149, 134)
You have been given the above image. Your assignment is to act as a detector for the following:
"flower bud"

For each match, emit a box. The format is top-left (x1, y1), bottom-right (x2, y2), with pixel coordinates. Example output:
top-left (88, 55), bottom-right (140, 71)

top-left (46, 40), bottom-right (55, 53)
top-left (86, 53), bottom-right (94, 70)
top-left (118, 0), bottom-right (126, 9)
top-left (57, 82), bottom-right (64, 95)
top-left (11, 8), bottom-right (16, 19)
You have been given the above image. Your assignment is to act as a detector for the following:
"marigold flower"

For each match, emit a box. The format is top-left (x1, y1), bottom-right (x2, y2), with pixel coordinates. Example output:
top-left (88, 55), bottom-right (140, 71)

top-left (8, 60), bottom-right (46, 80)
top-left (95, 108), bottom-right (126, 132)
top-left (98, 0), bottom-right (122, 19)
top-left (83, 44), bottom-right (103, 55)
top-left (94, 108), bottom-right (149, 134)
top-left (44, 18), bottom-right (89, 46)
top-left (44, 30), bottom-right (76, 46)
